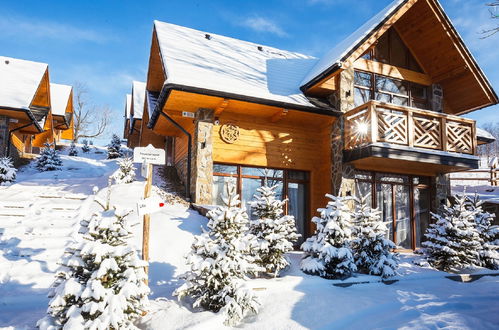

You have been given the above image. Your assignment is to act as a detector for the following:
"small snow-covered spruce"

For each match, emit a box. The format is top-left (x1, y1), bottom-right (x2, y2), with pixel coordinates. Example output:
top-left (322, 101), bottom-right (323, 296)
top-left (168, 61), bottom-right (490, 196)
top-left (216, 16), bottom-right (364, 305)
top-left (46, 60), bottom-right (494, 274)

top-left (174, 183), bottom-right (261, 326)
top-left (112, 157), bottom-right (136, 184)
top-left (81, 139), bottom-right (90, 153)
top-left (68, 141), bottom-right (78, 156)
top-left (301, 194), bottom-right (356, 279)
top-left (0, 157), bottom-right (16, 185)
top-left (107, 134), bottom-right (123, 159)
top-left (422, 194), bottom-right (482, 272)
top-left (352, 195), bottom-right (399, 279)
top-left (470, 194), bottom-right (499, 270)
top-left (249, 184), bottom-right (300, 277)
top-left (35, 143), bottom-right (63, 172)
top-left (37, 202), bottom-right (149, 329)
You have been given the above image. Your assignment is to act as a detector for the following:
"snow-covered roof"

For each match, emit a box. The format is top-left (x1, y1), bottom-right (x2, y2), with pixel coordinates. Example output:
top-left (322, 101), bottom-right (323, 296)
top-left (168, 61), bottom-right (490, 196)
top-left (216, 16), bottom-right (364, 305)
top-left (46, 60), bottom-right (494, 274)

top-left (125, 94), bottom-right (132, 119)
top-left (300, 0), bottom-right (406, 88)
top-left (154, 20), bottom-right (319, 109)
top-left (0, 56), bottom-right (48, 110)
top-left (50, 83), bottom-right (72, 116)
top-left (132, 81), bottom-right (146, 120)
top-left (477, 127), bottom-right (496, 143)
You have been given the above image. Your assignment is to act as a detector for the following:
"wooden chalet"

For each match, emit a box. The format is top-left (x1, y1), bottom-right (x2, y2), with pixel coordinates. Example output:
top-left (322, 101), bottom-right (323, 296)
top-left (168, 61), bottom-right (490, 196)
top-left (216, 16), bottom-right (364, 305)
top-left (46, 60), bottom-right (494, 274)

top-left (49, 83), bottom-right (74, 143)
top-left (0, 56), bottom-right (74, 159)
top-left (134, 0), bottom-right (498, 249)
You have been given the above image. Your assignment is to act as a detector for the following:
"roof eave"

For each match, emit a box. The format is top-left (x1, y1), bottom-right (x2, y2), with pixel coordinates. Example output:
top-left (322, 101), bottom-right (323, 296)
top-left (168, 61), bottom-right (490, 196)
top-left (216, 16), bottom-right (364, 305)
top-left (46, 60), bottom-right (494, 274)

top-left (148, 83), bottom-right (341, 130)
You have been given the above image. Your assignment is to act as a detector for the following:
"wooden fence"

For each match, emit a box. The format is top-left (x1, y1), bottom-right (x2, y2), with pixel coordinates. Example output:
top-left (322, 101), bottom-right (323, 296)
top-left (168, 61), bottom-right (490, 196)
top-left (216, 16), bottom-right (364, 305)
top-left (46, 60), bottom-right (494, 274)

top-left (450, 158), bottom-right (499, 186)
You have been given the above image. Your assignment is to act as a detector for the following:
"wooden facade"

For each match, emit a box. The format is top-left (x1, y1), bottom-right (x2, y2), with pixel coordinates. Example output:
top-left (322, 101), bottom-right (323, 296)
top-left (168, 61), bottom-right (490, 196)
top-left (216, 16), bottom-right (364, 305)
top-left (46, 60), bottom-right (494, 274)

top-left (132, 0), bottom-right (497, 247)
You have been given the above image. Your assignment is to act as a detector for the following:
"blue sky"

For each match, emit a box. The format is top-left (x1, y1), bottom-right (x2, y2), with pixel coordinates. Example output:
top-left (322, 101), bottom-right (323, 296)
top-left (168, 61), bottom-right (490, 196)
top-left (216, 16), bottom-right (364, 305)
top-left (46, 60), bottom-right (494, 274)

top-left (1, 0), bottom-right (497, 145)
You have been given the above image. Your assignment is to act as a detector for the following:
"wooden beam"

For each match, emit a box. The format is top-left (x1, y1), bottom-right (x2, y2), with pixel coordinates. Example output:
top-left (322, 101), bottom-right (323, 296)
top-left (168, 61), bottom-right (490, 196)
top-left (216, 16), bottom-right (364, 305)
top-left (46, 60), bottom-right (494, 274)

top-left (214, 98), bottom-right (229, 116)
top-left (353, 58), bottom-right (432, 85)
top-left (270, 109), bottom-right (288, 123)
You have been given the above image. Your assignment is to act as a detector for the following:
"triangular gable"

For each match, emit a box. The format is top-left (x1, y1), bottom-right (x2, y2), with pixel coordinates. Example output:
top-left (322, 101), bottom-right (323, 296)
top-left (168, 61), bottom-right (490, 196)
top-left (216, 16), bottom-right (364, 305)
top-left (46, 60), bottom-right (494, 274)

top-left (132, 81), bottom-right (146, 120)
top-left (0, 56), bottom-right (49, 110)
top-left (50, 83), bottom-right (72, 116)
top-left (301, 0), bottom-right (498, 114)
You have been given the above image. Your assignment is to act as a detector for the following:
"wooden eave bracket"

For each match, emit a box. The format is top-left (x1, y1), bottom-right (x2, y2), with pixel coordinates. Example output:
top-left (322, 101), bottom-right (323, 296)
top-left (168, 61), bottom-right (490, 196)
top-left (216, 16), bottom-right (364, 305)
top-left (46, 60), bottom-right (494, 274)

top-left (215, 98), bottom-right (229, 116)
top-left (270, 108), bottom-right (288, 123)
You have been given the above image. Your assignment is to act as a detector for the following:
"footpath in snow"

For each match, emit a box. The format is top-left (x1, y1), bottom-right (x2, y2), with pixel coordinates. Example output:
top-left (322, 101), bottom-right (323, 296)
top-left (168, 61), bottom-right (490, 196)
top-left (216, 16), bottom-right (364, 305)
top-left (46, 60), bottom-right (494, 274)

top-left (1, 146), bottom-right (499, 329)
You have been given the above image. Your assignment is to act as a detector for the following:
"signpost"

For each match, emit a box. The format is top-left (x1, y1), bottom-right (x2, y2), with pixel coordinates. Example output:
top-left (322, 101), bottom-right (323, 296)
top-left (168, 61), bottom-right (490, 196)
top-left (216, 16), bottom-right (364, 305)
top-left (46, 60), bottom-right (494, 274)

top-left (133, 145), bottom-right (166, 284)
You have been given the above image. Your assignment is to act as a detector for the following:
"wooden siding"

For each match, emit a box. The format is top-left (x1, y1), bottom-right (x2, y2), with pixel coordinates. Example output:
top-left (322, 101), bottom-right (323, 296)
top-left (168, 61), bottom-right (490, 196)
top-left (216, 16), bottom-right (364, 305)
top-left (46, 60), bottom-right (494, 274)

top-left (138, 108), bottom-right (165, 148)
top-left (213, 111), bottom-right (333, 233)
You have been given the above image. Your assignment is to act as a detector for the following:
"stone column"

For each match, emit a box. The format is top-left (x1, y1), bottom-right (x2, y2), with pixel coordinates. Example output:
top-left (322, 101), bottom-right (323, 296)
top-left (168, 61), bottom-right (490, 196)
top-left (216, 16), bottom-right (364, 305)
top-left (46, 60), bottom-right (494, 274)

top-left (331, 67), bottom-right (356, 197)
top-left (434, 173), bottom-right (451, 209)
top-left (190, 108), bottom-right (214, 204)
top-left (0, 116), bottom-right (9, 157)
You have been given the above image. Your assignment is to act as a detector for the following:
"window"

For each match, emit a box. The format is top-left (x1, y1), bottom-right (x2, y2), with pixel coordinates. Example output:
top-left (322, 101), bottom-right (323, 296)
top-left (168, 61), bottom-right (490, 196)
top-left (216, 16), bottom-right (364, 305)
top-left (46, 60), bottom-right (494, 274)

top-left (354, 71), bottom-right (429, 110)
top-left (213, 164), bottom-right (309, 245)
top-left (355, 171), bottom-right (431, 250)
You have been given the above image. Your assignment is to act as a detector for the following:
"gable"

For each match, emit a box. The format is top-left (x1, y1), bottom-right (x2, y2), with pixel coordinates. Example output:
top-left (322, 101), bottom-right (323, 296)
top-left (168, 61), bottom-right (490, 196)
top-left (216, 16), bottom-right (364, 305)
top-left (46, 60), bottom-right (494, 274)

top-left (302, 0), bottom-right (498, 114)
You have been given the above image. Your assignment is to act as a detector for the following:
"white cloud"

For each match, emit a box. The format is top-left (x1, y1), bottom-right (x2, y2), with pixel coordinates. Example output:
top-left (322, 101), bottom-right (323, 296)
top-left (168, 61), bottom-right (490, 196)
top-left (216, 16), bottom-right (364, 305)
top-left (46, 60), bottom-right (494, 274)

top-left (240, 17), bottom-right (288, 37)
top-left (0, 15), bottom-right (113, 44)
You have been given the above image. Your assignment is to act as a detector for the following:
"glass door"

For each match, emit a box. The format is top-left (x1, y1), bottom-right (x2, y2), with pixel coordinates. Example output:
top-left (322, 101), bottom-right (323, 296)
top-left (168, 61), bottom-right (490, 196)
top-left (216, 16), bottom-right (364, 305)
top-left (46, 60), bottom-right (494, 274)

top-left (376, 183), bottom-right (394, 241)
top-left (394, 185), bottom-right (411, 249)
top-left (287, 182), bottom-right (307, 245)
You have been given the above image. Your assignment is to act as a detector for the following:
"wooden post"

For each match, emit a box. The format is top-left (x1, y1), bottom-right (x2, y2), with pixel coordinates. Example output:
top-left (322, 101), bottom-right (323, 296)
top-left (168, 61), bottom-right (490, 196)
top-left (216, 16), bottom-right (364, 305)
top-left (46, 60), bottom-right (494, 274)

top-left (142, 162), bottom-right (153, 285)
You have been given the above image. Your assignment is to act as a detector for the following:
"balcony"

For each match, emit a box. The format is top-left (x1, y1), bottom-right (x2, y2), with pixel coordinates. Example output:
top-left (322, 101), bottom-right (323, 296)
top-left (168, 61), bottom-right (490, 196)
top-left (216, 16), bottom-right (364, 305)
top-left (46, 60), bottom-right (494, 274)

top-left (343, 101), bottom-right (479, 175)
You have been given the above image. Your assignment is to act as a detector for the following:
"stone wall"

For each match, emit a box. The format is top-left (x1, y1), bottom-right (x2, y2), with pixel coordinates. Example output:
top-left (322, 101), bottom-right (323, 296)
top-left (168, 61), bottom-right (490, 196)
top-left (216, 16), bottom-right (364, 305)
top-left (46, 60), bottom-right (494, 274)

top-left (331, 66), bottom-right (356, 197)
top-left (190, 108), bottom-right (214, 204)
top-left (0, 116), bottom-right (8, 157)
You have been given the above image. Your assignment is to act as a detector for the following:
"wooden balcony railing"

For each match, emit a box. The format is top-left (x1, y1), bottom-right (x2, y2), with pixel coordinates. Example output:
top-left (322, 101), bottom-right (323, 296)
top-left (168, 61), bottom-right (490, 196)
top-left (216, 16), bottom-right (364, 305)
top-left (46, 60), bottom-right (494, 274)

top-left (344, 101), bottom-right (477, 155)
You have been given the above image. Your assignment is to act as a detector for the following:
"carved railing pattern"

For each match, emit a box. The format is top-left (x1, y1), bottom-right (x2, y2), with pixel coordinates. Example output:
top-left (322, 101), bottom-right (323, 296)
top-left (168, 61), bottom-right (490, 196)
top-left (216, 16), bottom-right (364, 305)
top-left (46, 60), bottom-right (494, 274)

top-left (344, 100), bottom-right (477, 155)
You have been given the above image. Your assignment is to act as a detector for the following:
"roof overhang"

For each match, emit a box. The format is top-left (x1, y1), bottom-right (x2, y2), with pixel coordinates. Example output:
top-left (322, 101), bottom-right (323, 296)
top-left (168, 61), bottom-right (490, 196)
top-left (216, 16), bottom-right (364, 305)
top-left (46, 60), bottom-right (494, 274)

top-left (0, 106), bottom-right (44, 133)
top-left (148, 83), bottom-right (340, 130)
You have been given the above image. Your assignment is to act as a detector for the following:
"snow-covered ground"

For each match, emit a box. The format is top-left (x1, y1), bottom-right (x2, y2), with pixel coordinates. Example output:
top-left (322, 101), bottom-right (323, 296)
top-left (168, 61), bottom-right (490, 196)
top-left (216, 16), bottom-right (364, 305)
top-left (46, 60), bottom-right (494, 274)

top-left (1, 147), bottom-right (499, 329)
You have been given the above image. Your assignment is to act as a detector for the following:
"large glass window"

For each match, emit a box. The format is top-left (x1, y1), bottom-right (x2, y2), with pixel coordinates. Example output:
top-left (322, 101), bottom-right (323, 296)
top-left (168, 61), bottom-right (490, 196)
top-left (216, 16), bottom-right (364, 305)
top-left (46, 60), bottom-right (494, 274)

top-left (355, 171), bottom-right (431, 250)
top-left (354, 71), bottom-right (429, 110)
top-left (213, 164), bottom-right (309, 245)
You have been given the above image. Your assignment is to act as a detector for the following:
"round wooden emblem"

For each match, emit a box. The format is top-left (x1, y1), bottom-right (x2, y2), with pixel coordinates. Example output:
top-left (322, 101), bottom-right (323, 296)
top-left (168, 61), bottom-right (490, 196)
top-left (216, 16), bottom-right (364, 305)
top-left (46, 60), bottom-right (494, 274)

top-left (220, 123), bottom-right (239, 144)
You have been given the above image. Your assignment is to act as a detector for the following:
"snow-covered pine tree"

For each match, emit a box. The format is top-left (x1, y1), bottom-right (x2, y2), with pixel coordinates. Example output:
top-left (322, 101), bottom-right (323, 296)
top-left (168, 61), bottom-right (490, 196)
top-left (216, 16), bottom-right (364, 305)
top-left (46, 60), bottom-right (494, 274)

top-left (81, 139), bottom-right (90, 153)
top-left (37, 201), bottom-right (149, 329)
top-left (107, 134), bottom-right (122, 159)
top-left (248, 184), bottom-right (300, 277)
top-left (422, 194), bottom-right (482, 272)
top-left (0, 157), bottom-right (16, 184)
top-left (352, 195), bottom-right (399, 279)
top-left (112, 157), bottom-right (136, 184)
top-left (35, 143), bottom-right (63, 172)
top-left (174, 183), bottom-right (261, 326)
top-left (68, 141), bottom-right (78, 156)
top-left (470, 194), bottom-right (499, 270)
top-left (301, 194), bottom-right (356, 279)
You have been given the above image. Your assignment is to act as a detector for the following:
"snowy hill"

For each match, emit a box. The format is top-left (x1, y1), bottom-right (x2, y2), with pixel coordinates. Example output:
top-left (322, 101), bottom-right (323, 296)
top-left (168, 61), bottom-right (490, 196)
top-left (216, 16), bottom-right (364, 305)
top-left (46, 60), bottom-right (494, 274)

top-left (1, 147), bottom-right (499, 329)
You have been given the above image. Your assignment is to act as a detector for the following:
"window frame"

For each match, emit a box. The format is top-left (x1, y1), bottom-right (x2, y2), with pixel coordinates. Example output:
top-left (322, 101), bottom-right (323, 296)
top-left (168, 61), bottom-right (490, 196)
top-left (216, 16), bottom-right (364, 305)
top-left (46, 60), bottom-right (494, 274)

top-left (213, 163), bottom-right (310, 234)
top-left (354, 170), bottom-right (432, 250)
top-left (354, 70), bottom-right (429, 110)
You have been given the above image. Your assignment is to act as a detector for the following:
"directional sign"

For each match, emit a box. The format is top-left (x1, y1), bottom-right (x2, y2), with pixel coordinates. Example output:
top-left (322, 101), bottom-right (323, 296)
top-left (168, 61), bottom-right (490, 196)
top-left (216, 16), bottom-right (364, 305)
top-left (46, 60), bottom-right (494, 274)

top-left (137, 196), bottom-right (166, 217)
top-left (133, 144), bottom-right (165, 165)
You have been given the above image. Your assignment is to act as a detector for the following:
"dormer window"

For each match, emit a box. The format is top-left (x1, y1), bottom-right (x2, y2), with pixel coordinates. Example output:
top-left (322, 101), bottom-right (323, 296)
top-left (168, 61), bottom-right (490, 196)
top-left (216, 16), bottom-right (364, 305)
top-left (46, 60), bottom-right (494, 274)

top-left (354, 70), bottom-right (429, 110)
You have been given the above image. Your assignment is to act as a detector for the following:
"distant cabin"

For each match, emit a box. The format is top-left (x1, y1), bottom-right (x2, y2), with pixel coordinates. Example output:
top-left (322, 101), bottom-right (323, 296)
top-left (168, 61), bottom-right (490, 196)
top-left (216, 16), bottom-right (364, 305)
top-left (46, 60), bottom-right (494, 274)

top-left (0, 56), bottom-right (74, 160)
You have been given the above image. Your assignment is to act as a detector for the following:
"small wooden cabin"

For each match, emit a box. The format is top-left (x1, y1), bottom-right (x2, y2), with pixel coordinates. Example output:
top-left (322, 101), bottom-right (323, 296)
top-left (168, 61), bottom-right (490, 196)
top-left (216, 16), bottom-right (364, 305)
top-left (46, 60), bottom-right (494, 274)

top-left (126, 81), bottom-right (148, 148)
top-left (0, 56), bottom-right (74, 159)
top-left (49, 83), bottom-right (74, 143)
top-left (134, 0), bottom-right (498, 249)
